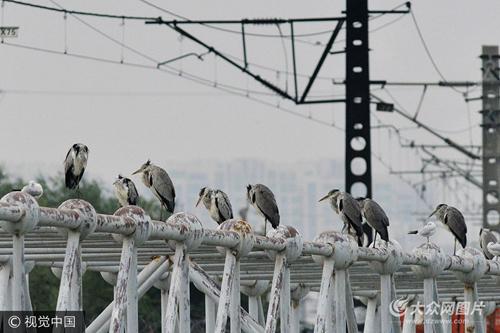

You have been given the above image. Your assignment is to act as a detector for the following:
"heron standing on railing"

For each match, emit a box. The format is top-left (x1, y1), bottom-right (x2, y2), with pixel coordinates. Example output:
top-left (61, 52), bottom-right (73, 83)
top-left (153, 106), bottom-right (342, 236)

top-left (113, 175), bottom-right (139, 207)
top-left (246, 184), bottom-right (280, 235)
top-left (319, 189), bottom-right (364, 246)
top-left (428, 204), bottom-right (467, 255)
top-left (64, 143), bottom-right (89, 191)
top-left (132, 159), bottom-right (175, 220)
top-left (196, 187), bottom-right (233, 224)
top-left (357, 198), bottom-right (389, 247)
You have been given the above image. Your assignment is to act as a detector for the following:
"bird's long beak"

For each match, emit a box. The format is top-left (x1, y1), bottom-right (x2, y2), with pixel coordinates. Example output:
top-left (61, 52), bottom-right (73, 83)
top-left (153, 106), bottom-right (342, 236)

top-left (132, 168), bottom-right (141, 175)
top-left (196, 196), bottom-right (202, 207)
top-left (318, 194), bottom-right (329, 202)
top-left (428, 208), bottom-right (438, 219)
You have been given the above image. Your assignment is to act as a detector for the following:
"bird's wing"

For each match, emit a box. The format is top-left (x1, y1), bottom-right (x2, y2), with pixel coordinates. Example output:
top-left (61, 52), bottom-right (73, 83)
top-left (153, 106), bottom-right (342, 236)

top-left (481, 231), bottom-right (497, 259)
top-left (341, 194), bottom-right (363, 235)
top-left (445, 207), bottom-right (467, 248)
top-left (254, 185), bottom-right (280, 228)
top-left (215, 191), bottom-right (233, 221)
top-left (364, 200), bottom-right (390, 227)
top-left (128, 180), bottom-right (139, 205)
top-left (151, 167), bottom-right (176, 213)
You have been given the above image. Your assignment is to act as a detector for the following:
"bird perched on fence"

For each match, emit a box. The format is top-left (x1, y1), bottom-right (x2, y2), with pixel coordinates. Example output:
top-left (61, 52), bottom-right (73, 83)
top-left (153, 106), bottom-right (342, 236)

top-left (64, 143), bottom-right (89, 190)
top-left (480, 228), bottom-right (498, 260)
top-left (357, 198), bottom-right (389, 247)
top-left (408, 221), bottom-right (436, 246)
top-left (319, 189), bottom-right (363, 246)
top-left (486, 242), bottom-right (500, 259)
top-left (196, 187), bottom-right (233, 224)
top-left (428, 204), bottom-right (467, 255)
top-left (14, 180), bottom-right (43, 199)
top-left (246, 184), bottom-right (280, 235)
top-left (132, 160), bottom-right (175, 220)
top-left (113, 175), bottom-right (139, 207)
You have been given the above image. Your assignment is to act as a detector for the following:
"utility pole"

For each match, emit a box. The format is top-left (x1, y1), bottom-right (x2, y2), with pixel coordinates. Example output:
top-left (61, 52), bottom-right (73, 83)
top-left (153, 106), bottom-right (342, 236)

top-left (481, 45), bottom-right (500, 231)
top-left (345, 0), bottom-right (371, 198)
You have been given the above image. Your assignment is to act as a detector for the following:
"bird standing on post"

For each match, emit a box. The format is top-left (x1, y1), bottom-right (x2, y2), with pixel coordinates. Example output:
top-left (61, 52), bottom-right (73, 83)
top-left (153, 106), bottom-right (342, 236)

top-left (16, 180), bottom-right (44, 199)
top-left (132, 160), bottom-right (175, 220)
top-left (319, 189), bottom-right (364, 246)
top-left (408, 221), bottom-right (436, 246)
top-left (64, 143), bottom-right (89, 191)
top-left (113, 175), bottom-right (139, 207)
top-left (246, 184), bottom-right (280, 235)
top-left (196, 187), bottom-right (233, 224)
top-left (428, 204), bottom-right (467, 255)
top-left (480, 228), bottom-right (498, 260)
top-left (357, 198), bottom-right (389, 247)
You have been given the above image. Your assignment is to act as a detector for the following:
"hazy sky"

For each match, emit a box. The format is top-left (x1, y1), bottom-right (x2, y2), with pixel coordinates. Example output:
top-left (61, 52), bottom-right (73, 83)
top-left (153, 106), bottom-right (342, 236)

top-left (0, 0), bottom-right (497, 212)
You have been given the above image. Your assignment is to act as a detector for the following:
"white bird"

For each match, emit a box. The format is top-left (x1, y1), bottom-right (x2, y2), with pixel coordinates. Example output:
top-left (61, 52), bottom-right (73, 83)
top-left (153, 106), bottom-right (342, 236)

top-left (408, 221), bottom-right (436, 245)
top-left (64, 143), bottom-right (89, 190)
top-left (21, 181), bottom-right (43, 199)
top-left (196, 187), bottom-right (233, 224)
top-left (113, 175), bottom-right (139, 207)
top-left (487, 242), bottom-right (500, 258)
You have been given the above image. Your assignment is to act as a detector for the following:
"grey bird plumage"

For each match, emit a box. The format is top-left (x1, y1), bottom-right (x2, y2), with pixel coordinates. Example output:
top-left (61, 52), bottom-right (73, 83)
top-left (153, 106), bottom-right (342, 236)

top-left (319, 189), bottom-right (363, 246)
top-left (480, 228), bottom-right (498, 260)
top-left (246, 184), bottom-right (280, 234)
top-left (357, 198), bottom-right (389, 244)
top-left (133, 160), bottom-right (175, 218)
top-left (196, 187), bottom-right (233, 224)
top-left (64, 143), bottom-right (89, 190)
top-left (429, 203), bottom-right (467, 255)
top-left (113, 175), bottom-right (139, 207)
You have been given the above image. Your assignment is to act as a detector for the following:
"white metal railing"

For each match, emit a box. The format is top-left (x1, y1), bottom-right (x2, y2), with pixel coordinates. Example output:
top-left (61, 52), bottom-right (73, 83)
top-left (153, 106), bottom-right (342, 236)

top-left (0, 190), bottom-right (499, 333)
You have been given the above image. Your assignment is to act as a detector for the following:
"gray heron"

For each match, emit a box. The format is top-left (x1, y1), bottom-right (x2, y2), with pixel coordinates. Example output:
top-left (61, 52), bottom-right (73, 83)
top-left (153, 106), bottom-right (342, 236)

top-left (486, 242), bottom-right (500, 258)
top-left (357, 198), bottom-right (389, 247)
top-left (132, 159), bottom-right (175, 220)
top-left (64, 143), bottom-right (88, 190)
top-left (480, 228), bottom-right (498, 260)
top-left (113, 175), bottom-right (139, 207)
top-left (196, 187), bottom-right (233, 224)
top-left (319, 189), bottom-right (364, 246)
top-left (408, 221), bottom-right (436, 245)
top-left (428, 204), bottom-right (467, 255)
top-left (246, 184), bottom-right (280, 235)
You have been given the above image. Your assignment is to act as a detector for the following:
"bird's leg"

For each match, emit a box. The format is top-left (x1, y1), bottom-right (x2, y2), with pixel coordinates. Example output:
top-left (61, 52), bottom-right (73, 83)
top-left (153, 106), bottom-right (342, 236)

top-left (454, 239), bottom-right (457, 256)
top-left (264, 219), bottom-right (267, 237)
top-left (426, 236), bottom-right (430, 248)
top-left (160, 206), bottom-right (163, 221)
top-left (373, 233), bottom-right (377, 248)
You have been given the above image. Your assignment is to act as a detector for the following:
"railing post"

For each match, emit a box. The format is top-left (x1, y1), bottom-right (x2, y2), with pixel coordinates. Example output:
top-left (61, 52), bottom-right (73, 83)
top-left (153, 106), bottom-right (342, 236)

top-left (55, 199), bottom-right (97, 311)
top-left (154, 272), bottom-right (171, 333)
top-left (410, 243), bottom-right (447, 333)
top-left (369, 240), bottom-right (404, 333)
top-left (290, 283), bottom-right (310, 333)
top-left (313, 255), bottom-right (335, 332)
top-left (312, 231), bottom-right (358, 333)
top-left (87, 256), bottom-right (168, 333)
top-left (265, 226), bottom-right (303, 333)
top-left (109, 206), bottom-right (151, 333)
top-left (363, 294), bottom-right (380, 333)
top-left (164, 213), bottom-right (204, 333)
top-left (23, 261), bottom-right (35, 311)
top-left (214, 219), bottom-right (254, 333)
top-left (454, 248), bottom-right (488, 333)
top-left (401, 295), bottom-right (419, 333)
top-left (0, 258), bottom-right (11, 311)
top-left (189, 259), bottom-right (264, 333)
top-left (0, 192), bottom-right (39, 311)
top-left (241, 280), bottom-right (269, 326)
